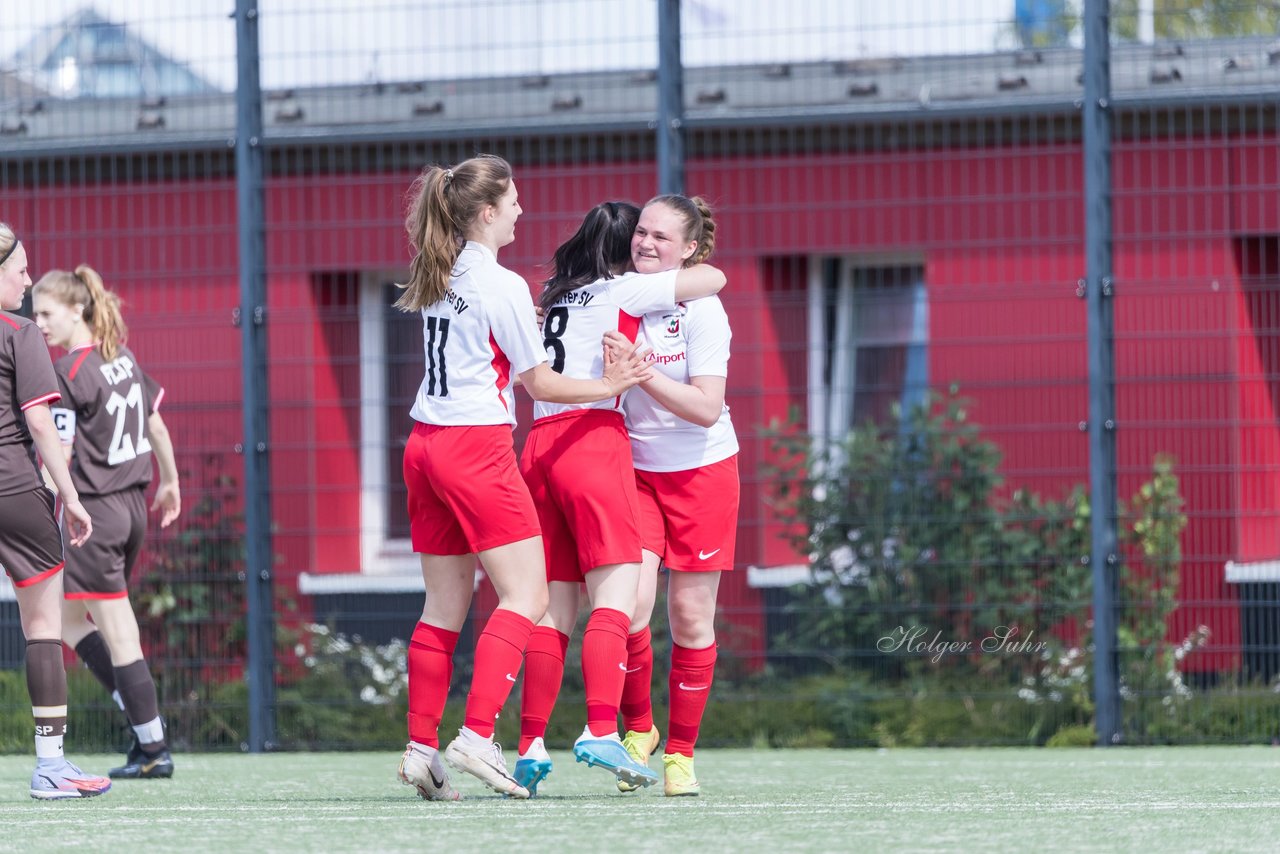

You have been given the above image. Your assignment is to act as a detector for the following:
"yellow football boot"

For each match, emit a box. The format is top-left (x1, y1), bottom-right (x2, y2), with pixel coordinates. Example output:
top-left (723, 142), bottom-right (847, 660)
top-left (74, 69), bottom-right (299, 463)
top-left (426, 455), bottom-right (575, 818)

top-left (662, 752), bottom-right (700, 797)
top-left (616, 726), bottom-right (660, 793)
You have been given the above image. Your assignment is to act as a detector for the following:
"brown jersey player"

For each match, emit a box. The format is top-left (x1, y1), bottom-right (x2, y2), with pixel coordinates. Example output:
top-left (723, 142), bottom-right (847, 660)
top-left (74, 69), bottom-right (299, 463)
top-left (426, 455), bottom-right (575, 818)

top-left (0, 224), bottom-right (110, 800)
top-left (33, 265), bottom-right (180, 781)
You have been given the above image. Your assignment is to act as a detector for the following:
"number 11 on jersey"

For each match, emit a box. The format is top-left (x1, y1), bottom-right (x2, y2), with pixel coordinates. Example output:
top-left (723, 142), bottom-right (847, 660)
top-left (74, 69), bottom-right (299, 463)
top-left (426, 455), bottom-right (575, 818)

top-left (425, 316), bottom-right (451, 396)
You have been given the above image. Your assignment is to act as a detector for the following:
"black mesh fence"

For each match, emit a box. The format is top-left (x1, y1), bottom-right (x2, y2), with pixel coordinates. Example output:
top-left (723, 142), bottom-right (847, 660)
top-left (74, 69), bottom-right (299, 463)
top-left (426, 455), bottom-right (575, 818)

top-left (2, 1), bottom-right (1279, 751)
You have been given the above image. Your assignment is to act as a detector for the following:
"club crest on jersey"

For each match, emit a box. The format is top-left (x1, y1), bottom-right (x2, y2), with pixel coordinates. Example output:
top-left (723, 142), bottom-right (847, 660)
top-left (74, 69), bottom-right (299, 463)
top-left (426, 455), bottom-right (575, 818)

top-left (663, 314), bottom-right (681, 338)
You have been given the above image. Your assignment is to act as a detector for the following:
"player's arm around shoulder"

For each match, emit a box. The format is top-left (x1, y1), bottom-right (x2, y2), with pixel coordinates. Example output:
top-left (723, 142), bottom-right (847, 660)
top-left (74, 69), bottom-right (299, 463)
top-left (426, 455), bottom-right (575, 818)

top-left (672, 263), bottom-right (726, 302)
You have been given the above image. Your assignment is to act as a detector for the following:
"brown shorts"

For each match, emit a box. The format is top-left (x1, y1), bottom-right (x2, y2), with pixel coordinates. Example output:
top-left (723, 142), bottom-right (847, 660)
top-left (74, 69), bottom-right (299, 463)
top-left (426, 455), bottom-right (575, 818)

top-left (0, 487), bottom-right (65, 588)
top-left (64, 488), bottom-right (147, 600)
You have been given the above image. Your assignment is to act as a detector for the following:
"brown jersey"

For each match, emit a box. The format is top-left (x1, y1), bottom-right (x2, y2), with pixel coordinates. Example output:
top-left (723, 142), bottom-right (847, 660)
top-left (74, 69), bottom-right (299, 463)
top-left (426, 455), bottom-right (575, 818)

top-left (50, 343), bottom-right (164, 497)
top-left (0, 312), bottom-right (62, 496)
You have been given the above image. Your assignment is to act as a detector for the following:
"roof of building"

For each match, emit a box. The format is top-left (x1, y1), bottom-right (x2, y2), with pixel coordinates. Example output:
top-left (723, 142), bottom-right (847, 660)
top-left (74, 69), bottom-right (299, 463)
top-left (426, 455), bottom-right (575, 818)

top-left (2, 32), bottom-right (1279, 157)
top-left (8, 7), bottom-right (216, 101)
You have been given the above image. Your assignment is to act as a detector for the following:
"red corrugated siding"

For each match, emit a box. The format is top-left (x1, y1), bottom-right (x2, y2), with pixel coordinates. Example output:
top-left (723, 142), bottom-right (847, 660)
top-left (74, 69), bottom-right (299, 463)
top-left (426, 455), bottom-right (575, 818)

top-left (6, 133), bottom-right (1280, 673)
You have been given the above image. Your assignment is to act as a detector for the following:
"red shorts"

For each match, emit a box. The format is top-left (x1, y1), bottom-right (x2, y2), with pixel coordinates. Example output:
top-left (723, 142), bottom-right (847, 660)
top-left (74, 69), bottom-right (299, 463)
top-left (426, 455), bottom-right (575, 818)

top-left (634, 454), bottom-right (739, 572)
top-left (520, 409), bottom-right (643, 582)
top-left (403, 422), bottom-right (541, 555)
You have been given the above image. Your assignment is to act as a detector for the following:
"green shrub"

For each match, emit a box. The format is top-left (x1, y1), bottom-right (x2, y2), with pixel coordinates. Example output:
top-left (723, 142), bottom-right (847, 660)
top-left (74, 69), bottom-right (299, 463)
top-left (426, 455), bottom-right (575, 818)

top-left (1046, 724), bottom-right (1096, 747)
top-left (765, 388), bottom-right (1192, 741)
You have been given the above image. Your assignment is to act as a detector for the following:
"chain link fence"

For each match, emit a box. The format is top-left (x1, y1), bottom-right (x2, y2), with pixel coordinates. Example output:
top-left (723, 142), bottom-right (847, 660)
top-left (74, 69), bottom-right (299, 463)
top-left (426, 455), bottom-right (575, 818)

top-left (2, 0), bottom-right (1280, 751)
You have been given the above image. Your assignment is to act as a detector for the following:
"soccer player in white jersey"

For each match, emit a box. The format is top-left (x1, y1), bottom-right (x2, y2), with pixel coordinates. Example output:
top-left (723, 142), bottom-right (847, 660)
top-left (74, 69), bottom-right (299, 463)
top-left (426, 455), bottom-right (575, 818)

top-left (512, 201), bottom-right (726, 794)
top-left (33, 266), bottom-right (181, 781)
top-left (608, 195), bottom-right (740, 797)
top-left (0, 224), bottom-right (110, 800)
top-left (393, 155), bottom-right (652, 801)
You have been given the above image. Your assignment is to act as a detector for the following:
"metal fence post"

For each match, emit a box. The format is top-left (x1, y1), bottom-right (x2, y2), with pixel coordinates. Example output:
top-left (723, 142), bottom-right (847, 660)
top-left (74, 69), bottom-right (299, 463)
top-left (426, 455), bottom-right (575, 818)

top-left (1083, 0), bottom-right (1121, 746)
top-left (657, 0), bottom-right (685, 195)
top-left (235, 0), bottom-right (277, 753)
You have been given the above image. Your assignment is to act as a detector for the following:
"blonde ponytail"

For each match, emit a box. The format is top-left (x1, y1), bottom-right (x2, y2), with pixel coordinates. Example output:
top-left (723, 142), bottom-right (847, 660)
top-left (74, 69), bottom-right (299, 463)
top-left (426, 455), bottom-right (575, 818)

top-left (32, 265), bottom-right (128, 361)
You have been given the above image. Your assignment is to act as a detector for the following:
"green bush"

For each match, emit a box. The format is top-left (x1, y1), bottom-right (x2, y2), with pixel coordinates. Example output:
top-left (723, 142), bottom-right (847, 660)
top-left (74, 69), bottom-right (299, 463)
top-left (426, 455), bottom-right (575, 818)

top-left (1046, 724), bottom-right (1096, 747)
top-left (764, 387), bottom-right (1192, 741)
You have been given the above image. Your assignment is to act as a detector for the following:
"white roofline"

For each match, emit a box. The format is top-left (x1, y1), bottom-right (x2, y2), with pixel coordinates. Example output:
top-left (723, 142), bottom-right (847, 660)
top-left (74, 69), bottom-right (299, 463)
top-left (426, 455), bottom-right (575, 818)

top-left (1224, 560), bottom-right (1280, 584)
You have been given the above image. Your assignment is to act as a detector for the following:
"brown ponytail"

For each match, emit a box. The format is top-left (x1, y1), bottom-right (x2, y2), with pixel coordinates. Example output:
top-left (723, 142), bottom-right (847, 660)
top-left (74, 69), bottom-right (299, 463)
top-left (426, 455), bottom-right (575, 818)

top-left (686, 196), bottom-right (716, 266)
top-left (396, 154), bottom-right (514, 312)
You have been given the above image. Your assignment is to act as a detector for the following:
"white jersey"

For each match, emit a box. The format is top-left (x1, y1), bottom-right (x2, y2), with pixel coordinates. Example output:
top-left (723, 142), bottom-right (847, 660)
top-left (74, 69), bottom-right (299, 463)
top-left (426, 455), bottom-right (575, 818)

top-left (532, 269), bottom-right (679, 421)
top-left (409, 242), bottom-right (547, 428)
top-left (624, 295), bottom-right (739, 471)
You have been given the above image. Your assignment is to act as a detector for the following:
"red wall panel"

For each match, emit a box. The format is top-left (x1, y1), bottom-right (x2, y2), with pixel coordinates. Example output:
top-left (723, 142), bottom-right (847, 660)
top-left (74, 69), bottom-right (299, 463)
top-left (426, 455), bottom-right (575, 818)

top-left (5, 131), bottom-right (1279, 675)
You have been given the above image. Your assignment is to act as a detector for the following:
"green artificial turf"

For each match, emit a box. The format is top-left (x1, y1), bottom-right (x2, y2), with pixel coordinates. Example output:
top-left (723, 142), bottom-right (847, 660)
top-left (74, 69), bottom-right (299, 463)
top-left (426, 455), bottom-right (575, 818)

top-left (2, 747), bottom-right (1278, 852)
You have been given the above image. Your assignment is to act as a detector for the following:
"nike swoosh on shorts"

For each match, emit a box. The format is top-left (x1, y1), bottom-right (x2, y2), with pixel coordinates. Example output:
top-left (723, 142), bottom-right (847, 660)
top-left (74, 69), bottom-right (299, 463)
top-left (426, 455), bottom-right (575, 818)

top-left (698, 549), bottom-right (721, 560)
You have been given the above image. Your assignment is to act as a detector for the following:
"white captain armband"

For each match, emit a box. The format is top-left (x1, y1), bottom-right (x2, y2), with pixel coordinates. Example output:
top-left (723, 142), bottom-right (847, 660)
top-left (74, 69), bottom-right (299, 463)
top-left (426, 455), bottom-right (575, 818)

top-left (50, 407), bottom-right (76, 444)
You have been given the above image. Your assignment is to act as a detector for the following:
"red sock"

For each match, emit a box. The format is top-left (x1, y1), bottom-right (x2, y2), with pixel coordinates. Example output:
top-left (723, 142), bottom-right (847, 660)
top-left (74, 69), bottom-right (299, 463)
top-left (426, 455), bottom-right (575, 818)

top-left (464, 609), bottom-right (534, 739)
top-left (619, 627), bottom-right (654, 733)
top-left (519, 626), bottom-right (569, 753)
top-left (581, 608), bottom-right (630, 737)
top-left (407, 622), bottom-right (459, 748)
top-left (666, 642), bottom-right (717, 757)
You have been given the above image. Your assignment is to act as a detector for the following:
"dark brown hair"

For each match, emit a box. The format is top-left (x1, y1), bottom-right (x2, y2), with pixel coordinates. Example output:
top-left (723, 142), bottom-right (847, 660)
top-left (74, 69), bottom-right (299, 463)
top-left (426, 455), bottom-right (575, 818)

top-left (540, 201), bottom-right (640, 311)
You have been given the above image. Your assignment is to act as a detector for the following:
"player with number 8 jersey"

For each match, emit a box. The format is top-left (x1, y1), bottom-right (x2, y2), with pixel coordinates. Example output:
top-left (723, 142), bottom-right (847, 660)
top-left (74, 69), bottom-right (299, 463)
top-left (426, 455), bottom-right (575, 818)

top-left (514, 202), bottom-right (725, 794)
top-left (32, 265), bottom-right (180, 782)
top-left (393, 156), bottom-right (653, 801)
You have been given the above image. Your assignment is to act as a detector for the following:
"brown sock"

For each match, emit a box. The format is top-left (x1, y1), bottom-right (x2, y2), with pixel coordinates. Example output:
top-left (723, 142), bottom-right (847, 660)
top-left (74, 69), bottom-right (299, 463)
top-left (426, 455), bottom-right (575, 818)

top-left (114, 659), bottom-right (166, 752)
top-left (26, 639), bottom-right (68, 761)
top-left (75, 632), bottom-right (117, 694)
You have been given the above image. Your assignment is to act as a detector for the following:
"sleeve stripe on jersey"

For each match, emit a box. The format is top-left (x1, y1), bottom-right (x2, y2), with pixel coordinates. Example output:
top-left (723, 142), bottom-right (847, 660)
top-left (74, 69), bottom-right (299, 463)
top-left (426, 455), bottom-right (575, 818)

top-left (0, 314), bottom-right (20, 330)
top-left (615, 309), bottom-right (643, 410)
top-left (152, 387), bottom-right (166, 413)
top-left (67, 348), bottom-right (94, 380)
top-left (20, 390), bottom-right (61, 411)
top-left (618, 310), bottom-right (641, 342)
top-left (488, 331), bottom-right (512, 412)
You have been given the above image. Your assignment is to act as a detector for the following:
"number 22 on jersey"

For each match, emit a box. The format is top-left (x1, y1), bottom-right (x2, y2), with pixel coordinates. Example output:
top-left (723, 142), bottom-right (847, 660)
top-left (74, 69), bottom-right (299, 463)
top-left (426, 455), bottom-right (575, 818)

top-left (106, 382), bottom-right (152, 465)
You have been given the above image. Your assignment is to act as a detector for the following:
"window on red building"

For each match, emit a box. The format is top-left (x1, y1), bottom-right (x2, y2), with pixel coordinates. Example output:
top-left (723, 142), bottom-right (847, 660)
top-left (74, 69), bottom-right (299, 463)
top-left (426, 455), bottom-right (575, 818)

top-left (810, 260), bottom-right (928, 443)
top-left (358, 278), bottom-right (421, 575)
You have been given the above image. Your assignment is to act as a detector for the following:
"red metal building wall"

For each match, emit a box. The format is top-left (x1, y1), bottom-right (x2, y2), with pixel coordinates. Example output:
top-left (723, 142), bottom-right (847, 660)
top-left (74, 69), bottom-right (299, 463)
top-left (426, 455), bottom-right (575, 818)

top-left (6, 131), bottom-right (1278, 674)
